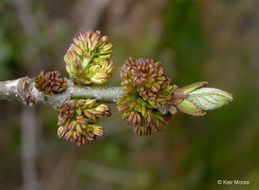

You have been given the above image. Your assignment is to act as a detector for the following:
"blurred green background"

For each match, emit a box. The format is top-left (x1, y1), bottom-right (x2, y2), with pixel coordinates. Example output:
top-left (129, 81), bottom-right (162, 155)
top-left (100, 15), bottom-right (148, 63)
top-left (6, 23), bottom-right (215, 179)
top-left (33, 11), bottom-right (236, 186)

top-left (0, 0), bottom-right (258, 189)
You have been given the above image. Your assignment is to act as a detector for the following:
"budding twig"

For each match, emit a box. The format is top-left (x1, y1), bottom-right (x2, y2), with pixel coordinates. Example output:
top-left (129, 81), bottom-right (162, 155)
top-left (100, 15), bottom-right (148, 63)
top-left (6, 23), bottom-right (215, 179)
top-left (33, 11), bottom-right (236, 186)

top-left (0, 77), bottom-right (122, 107)
top-left (0, 77), bottom-right (232, 113)
top-left (0, 29), bottom-right (233, 143)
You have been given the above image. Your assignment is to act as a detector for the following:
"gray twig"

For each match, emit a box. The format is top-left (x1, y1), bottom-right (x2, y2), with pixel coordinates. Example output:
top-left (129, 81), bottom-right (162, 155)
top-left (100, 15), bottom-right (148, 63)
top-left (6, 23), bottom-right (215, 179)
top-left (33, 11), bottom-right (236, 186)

top-left (0, 77), bottom-right (123, 107)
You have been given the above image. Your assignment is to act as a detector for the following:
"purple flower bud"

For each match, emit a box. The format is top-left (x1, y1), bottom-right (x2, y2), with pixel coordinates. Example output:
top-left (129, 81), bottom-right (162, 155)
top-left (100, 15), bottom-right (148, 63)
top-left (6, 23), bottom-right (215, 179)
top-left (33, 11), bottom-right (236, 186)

top-left (34, 71), bottom-right (67, 96)
top-left (117, 94), bottom-right (166, 136)
top-left (57, 99), bottom-right (110, 146)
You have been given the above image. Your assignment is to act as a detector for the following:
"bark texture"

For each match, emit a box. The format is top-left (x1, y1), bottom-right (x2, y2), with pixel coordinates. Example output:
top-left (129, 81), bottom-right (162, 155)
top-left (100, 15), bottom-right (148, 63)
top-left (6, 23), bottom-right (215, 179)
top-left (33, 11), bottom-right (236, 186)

top-left (0, 77), bottom-right (123, 107)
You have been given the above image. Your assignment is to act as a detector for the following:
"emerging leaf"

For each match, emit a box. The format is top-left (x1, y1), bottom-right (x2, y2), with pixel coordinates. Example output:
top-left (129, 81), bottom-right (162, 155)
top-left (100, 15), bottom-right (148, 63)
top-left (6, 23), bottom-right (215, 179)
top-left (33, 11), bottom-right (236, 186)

top-left (186, 87), bottom-right (233, 110)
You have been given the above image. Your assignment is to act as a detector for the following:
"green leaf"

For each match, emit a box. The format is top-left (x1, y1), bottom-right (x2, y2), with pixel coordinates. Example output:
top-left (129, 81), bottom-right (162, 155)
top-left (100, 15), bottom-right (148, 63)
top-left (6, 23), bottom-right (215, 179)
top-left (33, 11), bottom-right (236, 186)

top-left (186, 87), bottom-right (233, 110)
top-left (176, 99), bottom-right (206, 116)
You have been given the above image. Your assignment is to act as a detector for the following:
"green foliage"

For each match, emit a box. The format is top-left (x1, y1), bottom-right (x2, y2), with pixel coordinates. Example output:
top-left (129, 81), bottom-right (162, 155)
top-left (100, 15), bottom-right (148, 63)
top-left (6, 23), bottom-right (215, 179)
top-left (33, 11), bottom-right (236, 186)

top-left (164, 0), bottom-right (207, 83)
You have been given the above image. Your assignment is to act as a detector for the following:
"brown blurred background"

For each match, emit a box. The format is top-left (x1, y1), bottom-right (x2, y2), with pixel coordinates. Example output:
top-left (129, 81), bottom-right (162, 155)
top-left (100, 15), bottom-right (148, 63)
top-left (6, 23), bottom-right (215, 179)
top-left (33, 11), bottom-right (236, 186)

top-left (0, 0), bottom-right (258, 189)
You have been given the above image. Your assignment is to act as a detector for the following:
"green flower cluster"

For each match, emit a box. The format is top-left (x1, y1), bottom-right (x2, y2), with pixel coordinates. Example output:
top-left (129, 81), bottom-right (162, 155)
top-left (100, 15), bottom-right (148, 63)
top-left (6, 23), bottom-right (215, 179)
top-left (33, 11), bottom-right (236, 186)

top-left (117, 94), bottom-right (166, 136)
top-left (34, 71), bottom-right (67, 96)
top-left (57, 99), bottom-right (111, 146)
top-left (120, 57), bottom-right (173, 109)
top-left (64, 30), bottom-right (115, 85)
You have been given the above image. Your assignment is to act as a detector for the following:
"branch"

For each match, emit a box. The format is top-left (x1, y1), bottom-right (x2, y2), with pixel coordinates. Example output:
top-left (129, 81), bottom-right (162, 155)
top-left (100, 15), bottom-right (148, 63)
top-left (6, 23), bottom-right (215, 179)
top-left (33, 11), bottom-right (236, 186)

top-left (0, 75), bottom-right (233, 143)
top-left (0, 28), bottom-right (234, 146)
top-left (0, 77), bottom-right (122, 107)
top-left (0, 76), bottom-right (232, 116)
top-left (0, 79), bottom-right (20, 102)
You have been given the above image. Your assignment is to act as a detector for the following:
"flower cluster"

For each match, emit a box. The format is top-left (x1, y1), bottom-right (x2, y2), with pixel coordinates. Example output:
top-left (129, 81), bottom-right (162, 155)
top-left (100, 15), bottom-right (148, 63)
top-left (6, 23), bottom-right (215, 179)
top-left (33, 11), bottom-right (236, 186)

top-left (64, 30), bottom-right (115, 85)
top-left (57, 99), bottom-right (111, 146)
top-left (118, 57), bottom-right (175, 135)
top-left (34, 71), bottom-right (67, 96)
top-left (120, 57), bottom-right (173, 109)
top-left (117, 94), bottom-right (166, 136)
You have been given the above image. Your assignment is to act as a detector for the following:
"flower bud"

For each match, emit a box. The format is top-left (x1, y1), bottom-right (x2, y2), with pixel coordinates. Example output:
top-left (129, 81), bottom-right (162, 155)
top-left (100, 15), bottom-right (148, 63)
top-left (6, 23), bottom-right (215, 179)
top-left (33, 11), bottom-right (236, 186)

top-left (120, 57), bottom-right (173, 109)
top-left (64, 30), bottom-right (115, 85)
top-left (57, 99), bottom-right (110, 146)
top-left (117, 94), bottom-right (166, 136)
top-left (34, 71), bottom-right (67, 96)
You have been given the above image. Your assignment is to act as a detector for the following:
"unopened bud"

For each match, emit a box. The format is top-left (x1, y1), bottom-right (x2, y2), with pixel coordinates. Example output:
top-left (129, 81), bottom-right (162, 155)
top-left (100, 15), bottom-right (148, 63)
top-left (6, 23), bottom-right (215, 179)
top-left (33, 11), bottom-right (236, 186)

top-left (34, 71), bottom-right (67, 96)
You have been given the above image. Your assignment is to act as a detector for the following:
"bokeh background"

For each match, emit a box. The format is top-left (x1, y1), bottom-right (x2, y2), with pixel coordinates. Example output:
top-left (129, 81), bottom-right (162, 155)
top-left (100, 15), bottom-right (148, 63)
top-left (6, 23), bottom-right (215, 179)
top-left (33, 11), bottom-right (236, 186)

top-left (0, 0), bottom-right (258, 189)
